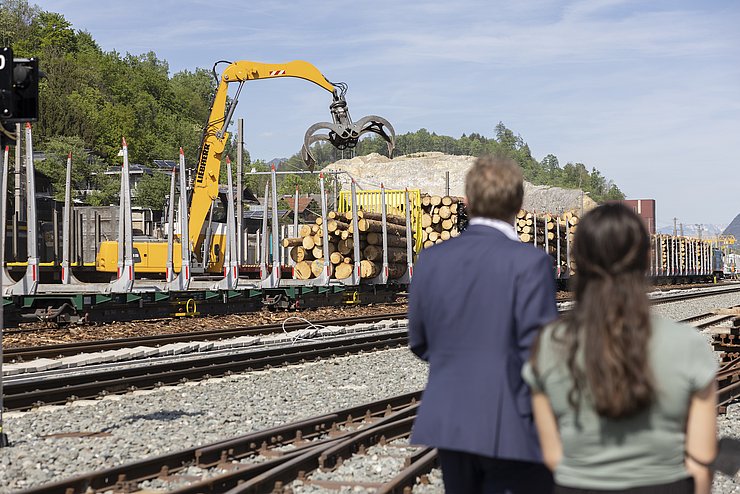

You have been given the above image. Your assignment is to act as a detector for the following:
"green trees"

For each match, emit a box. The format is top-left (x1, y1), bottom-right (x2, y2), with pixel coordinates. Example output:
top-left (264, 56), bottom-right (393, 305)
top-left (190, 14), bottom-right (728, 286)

top-left (134, 172), bottom-right (172, 211)
top-left (35, 135), bottom-right (118, 205)
top-left (278, 170), bottom-right (320, 196)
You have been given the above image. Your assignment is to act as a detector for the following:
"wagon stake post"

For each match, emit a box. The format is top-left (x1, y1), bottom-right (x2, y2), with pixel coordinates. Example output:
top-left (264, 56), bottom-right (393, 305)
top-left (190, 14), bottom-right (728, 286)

top-left (0, 146), bottom-right (7, 447)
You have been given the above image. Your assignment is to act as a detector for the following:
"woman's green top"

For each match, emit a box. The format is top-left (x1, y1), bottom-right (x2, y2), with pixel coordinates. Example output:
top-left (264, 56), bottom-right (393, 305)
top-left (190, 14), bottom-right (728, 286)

top-left (522, 316), bottom-right (717, 489)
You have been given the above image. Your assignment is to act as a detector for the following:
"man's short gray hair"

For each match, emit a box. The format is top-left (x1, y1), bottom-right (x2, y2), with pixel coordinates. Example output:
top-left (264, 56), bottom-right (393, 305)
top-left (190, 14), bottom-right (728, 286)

top-left (465, 155), bottom-right (523, 221)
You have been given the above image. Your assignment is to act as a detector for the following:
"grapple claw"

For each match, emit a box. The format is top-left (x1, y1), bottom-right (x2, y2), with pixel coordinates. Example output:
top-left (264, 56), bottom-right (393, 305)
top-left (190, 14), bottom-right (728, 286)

top-left (302, 94), bottom-right (395, 171)
top-left (301, 132), bottom-right (332, 170)
top-left (353, 115), bottom-right (396, 159)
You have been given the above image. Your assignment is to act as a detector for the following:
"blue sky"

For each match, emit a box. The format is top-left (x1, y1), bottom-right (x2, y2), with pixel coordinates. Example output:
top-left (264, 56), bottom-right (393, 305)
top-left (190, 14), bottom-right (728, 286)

top-left (31, 0), bottom-right (740, 228)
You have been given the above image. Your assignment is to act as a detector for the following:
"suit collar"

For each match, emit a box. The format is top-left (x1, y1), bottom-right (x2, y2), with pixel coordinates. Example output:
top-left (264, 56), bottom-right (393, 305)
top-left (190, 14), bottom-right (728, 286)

top-left (465, 224), bottom-right (516, 242)
top-left (468, 218), bottom-right (520, 242)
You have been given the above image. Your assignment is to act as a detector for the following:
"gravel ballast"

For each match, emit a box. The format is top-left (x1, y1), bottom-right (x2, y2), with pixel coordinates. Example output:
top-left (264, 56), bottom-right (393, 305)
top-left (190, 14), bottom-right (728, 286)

top-left (651, 291), bottom-right (740, 321)
top-left (2, 290), bottom-right (740, 493)
top-left (0, 348), bottom-right (428, 493)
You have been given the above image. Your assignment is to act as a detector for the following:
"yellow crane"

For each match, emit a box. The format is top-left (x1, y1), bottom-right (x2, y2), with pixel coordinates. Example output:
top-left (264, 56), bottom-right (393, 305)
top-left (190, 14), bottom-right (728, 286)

top-left (96, 59), bottom-right (395, 275)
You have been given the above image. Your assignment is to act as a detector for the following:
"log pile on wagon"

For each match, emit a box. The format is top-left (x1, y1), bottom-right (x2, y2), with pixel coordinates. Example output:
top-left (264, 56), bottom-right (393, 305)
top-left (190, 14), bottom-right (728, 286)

top-left (419, 194), bottom-right (468, 249)
top-left (654, 234), bottom-right (714, 275)
top-left (282, 210), bottom-right (411, 280)
top-left (515, 209), bottom-right (579, 274)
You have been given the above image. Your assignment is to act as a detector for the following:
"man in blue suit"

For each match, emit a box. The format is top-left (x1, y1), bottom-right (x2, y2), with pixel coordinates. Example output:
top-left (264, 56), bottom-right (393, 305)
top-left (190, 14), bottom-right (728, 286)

top-left (409, 156), bottom-right (558, 493)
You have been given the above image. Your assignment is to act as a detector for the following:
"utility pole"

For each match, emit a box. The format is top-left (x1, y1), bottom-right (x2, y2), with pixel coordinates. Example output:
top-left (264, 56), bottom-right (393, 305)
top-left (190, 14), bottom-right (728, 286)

top-left (697, 224), bottom-right (703, 241)
top-left (445, 171), bottom-right (450, 197)
top-left (673, 217), bottom-right (677, 236)
top-left (680, 223), bottom-right (684, 237)
top-left (236, 118), bottom-right (243, 266)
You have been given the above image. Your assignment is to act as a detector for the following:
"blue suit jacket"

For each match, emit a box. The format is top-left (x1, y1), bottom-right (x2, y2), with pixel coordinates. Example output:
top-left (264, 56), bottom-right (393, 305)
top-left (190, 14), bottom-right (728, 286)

top-left (408, 224), bottom-right (558, 462)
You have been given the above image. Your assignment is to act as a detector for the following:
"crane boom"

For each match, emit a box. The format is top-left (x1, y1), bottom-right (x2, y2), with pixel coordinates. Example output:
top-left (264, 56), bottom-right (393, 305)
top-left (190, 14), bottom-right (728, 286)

top-left (96, 58), bottom-right (395, 276)
top-left (189, 60), bottom-right (338, 259)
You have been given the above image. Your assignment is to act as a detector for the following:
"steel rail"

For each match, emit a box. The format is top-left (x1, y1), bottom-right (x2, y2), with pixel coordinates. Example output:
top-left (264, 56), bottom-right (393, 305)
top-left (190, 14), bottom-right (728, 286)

top-left (17, 392), bottom-right (422, 494)
top-left (221, 373), bottom-right (740, 494)
top-left (718, 378), bottom-right (740, 412)
top-left (16, 364), bottom-right (740, 494)
top-left (222, 408), bottom-right (418, 494)
top-left (556, 285), bottom-right (740, 308)
top-left (4, 330), bottom-right (409, 411)
top-left (376, 447), bottom-right (438, 494)
top-left (8, 285), bottom-right (740, 364)
top-left (686, 314), bottom-right (735, 329)
top-left (648, 285), bottom-right (740, 304)
top-left (4, 312), bottom-right (408, 363)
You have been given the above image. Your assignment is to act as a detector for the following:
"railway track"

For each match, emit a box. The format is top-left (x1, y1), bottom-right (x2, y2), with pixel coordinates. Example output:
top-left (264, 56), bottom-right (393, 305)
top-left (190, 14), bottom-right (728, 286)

top-left (680, 310), bottom-right (738, 329)
top-left (16, 392), bottom-right (427, 494)
top-left (17, 364), bottom-right (740, 494)
top-left (3, 326), bottom-right (409, 411)
top-left (3, 284), bottom-right (739, 411)
top-left (716, 356), bottom-right (740, 413)
top-left (647, 284), bottom-right (740, 305)
top-left (3, 312), bottom-right (407, 363)
top-left (4, 285), bottom-right (739, 410)
top-left (7, 284), bottom-right (740, 363)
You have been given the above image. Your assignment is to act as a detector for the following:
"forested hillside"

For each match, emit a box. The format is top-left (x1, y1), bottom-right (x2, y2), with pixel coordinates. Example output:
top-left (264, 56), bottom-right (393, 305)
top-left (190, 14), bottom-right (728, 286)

top-left (1, 0), bottom-right (623, 207)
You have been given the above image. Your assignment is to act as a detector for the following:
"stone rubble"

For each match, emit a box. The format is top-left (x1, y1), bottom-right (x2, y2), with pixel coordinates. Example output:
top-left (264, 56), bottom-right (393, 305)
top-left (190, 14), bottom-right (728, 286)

top-left (323, 152), bottom-right (598, 213)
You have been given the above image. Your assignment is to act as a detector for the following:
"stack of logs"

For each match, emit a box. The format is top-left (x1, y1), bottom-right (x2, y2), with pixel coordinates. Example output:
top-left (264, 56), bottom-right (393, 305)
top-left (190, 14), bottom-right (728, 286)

top-left (516, 209), bottom-right (579, 274)
top-left (281, 210), bottom-right (411, 280)
top-left (420, 195), bottom-right (465, 249)
top-left (655, 234), bottom-right (711, 274)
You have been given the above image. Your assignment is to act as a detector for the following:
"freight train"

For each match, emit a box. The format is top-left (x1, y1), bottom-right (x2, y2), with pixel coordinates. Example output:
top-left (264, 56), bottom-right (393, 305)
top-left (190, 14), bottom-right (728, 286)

top-left (0, 129), bottom-right (727, 326)
top-left (2, 54), bottom-right (726, 325)
top-left (0, 156), bottom-right (726, 327)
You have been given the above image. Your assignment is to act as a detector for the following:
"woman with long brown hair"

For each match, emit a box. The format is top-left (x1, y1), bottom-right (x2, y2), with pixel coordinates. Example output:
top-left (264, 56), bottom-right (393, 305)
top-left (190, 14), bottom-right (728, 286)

top-left (523, 203), bottom-right (717, 494)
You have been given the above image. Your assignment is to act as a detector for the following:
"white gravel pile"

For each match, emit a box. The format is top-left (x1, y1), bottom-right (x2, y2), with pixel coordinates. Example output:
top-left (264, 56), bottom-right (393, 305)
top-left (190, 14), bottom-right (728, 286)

top-left (0, 348), bottom-right (428, 492)
top-left (323, 152), bottom-right (598, 213)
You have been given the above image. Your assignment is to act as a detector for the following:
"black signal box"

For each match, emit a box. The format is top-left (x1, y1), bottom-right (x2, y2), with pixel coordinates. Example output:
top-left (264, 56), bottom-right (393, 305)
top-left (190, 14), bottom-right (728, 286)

top-left (0, 47), bottom-right (14, 120)
top-left (0, 47), bottom-right (40, 123)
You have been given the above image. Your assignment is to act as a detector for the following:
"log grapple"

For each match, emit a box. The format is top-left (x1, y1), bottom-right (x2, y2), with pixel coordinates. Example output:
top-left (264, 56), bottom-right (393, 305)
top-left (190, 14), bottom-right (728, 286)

top-left (302, 82), bottom-right (395, 170)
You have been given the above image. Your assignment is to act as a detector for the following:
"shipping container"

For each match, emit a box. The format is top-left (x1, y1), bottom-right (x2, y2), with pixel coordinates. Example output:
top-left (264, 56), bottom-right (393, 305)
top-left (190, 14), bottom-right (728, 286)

top-left (621, 199), bottom-right (656, 234)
